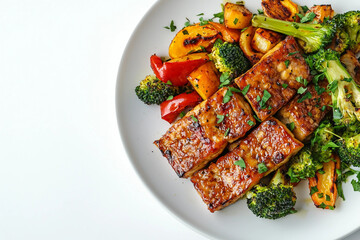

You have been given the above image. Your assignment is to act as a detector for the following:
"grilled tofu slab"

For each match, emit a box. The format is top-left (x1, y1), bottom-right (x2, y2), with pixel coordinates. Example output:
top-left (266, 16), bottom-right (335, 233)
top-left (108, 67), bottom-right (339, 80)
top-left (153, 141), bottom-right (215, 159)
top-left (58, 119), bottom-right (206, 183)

top-left (277, 80), bottom-right (332, 141)
top-left (235, 36), bottom-right (311, 121)
top-left (154, 87), bottom-right (255, 178)
top-left (191, 117), bottom-right (303, 212)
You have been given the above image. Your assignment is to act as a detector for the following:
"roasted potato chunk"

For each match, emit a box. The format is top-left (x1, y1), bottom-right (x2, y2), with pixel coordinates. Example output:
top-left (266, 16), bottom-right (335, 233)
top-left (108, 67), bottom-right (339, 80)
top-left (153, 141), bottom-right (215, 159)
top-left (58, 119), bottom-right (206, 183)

top-left (251, 28), bottom-right (283, 53)
top-left (308, 154), bottom-right (340, 209)
top-left (187, 62), bottom-right (220, 100)
top-left (239, 26), bottom-right (264, 65)
top-left (261, 0), bottom-right (299, 22)
top-left (169, 24), bottom-right (221, 59)
top-left (224, 2), bottom-right (252, 29)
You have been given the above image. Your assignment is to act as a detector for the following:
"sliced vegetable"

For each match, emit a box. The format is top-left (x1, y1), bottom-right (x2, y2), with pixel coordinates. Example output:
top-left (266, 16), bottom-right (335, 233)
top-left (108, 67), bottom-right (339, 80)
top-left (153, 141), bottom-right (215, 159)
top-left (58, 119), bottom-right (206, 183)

top-left (208, 21), bottom-right (241, 43)
top-left (308, 154), bottom-right (341, 209)
top-left (150, 53), bottom-right (208, 86)
top-left (224, 2), bottom-right (253, 29)
top-left (187, 62), bottom-right (220, 100)
top-left (160, 91), bottom-right (202, 123)
top-left (168, 24), bottom-right (221, 59)
top-left (239, 26), bottom-right (264, 65)
top-left (261, 0), bottom-right (299, 22)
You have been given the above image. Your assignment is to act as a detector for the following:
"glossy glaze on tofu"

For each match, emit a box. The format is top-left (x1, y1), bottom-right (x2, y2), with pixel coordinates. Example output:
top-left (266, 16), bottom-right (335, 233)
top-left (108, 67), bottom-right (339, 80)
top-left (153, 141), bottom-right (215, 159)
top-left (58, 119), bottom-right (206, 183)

top-left (235, 36), bottom-right (311, 121)
top-left (190, 117), bottom-right (303, 212)
top-left (277, 80), bottom-right (332, 142)
top-left (154, 87), bottom-right (255, 178)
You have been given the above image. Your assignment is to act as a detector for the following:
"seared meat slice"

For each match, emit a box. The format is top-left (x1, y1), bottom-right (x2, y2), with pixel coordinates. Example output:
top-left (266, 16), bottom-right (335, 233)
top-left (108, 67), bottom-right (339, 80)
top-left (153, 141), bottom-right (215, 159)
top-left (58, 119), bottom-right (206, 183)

top-left (277, 80), bottom-right (332, 142)
top-left (340, 50), bottom-right (360, 85)
top-left (154, 87), bottom-right (255, 178)
top-left (191, 117), bottom-right (303, 212)
top-left (235, 36), bottom-right (311, 121)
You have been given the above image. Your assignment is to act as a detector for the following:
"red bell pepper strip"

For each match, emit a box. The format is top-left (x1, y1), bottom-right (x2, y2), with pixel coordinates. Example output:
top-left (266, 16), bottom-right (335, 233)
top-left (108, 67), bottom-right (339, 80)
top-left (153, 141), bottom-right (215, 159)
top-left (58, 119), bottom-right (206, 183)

top-left (150, 54), bottom-right (207, 86)
top-left (160, 91), bottom-right (202, 123)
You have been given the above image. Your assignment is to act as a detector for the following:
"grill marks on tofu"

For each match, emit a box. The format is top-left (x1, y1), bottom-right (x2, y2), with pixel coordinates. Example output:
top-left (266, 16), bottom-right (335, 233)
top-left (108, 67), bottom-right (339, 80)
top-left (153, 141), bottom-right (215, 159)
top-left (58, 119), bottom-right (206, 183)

top-left (277, 80), bottom-right (332, 142)
top-left (235, 36), bottom-right (311, 121)
top-left (154, 87), bottom-right (255, 178)
top-left (191, 117), bottom-right (303, 212)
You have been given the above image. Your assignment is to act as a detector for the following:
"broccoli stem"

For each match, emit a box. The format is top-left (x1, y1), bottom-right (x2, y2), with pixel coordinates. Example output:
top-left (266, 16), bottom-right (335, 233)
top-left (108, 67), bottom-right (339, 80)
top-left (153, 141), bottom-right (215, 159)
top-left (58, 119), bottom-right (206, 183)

top-left (323, 59), bottom-right (352, 84)
top-left (270, 169), bottom-right (285, 185)
top-left (252, 15), bottom-right (319, 39)
top-left (252, 15), bottom-right (333, 53)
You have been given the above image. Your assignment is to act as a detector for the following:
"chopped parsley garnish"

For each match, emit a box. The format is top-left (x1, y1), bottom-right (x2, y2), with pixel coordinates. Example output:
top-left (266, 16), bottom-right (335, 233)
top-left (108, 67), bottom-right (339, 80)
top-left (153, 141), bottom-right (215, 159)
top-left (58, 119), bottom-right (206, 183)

top-left (310, 186), bottom-right (318, 195)
top-left (284, 60), bottom-right (290, 68)
top-left (253, 114), bottom-right (261, 122)
top-left (318, 193), bottom-right (324, 198)
top-left (318, 169), bottom-right (325, 174)
top-left (286, 122), bottom-right (295, 131)
top-left (212, 11), bottom-right (224, 24)
top-left (326, 194), bottom-right (331, 201)
top-left (257, 9), bottom-right (264, 14)
top-left (321, 141), bottom-right (339, 151)
top-left (257, 90), bottom-right (272, 109)
top-left (301, 5), bottom-right (309, 12)
top-left (197, 13), bottom-right (204, 16)
top-left (296, 76), bottom-right (308, 86)
top-left (166, 95), bottom-right (174, 100)
top-left (297, 92), bottom-right (312, 103)
top-left (190, 115), bottom-right (198, 122)
top-left (247, 120), bottom-right (255, 126)
top-left (308, 112), bottom-right (313, 117)
top-left (282, 83), bottom-right (288, 89)
top-left (288, 51), bottom-right (299, 56)
top-left (257, 163), bottom-right (268, 173)
top-left (217, 114), bottom-right (225, 124)
top-left (342, 77), bottom-right (353, 82)
top-left (182, 30), bottom-right (189, 35)
top-left (164, 20), bottom-right (177, 32)
top-left (184, 18), bottom-right (191, 27)
top-left (328, 80), bottom-right (338, 93)
top-left (300, 11), bottom-right (316, 23)
top-left (315, 85), bottom-right (326, 95)
top-left (234, 158), bottom-right (246, 170)
top-left (199, 17), bottom-right (209, 26)
top-left (224, 128), bottom-right (230, 136)
top-left (233, 18), bottom-right (239, 25)
top-left (179, 111), bottom-right (185, 118)
top-left (291, 22), bottom-right (299, 29)
top-left (297, 87), bottom-right (307, 94)
top-left (219, 72), bottom-right (231, 88)
top-left (241, 84), bottom-right (251, 96)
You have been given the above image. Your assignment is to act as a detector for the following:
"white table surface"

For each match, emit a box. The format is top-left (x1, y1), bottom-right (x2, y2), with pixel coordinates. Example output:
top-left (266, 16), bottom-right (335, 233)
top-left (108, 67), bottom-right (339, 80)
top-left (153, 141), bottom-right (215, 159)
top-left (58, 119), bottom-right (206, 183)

top-left (1, 0), bottom-right (360, 239)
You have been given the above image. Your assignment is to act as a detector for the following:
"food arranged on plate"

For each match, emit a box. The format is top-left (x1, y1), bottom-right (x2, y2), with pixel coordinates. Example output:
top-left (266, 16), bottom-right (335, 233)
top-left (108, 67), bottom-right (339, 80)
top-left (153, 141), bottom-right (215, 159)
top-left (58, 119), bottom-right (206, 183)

top-left (134, 0), bottom-right (360, 219)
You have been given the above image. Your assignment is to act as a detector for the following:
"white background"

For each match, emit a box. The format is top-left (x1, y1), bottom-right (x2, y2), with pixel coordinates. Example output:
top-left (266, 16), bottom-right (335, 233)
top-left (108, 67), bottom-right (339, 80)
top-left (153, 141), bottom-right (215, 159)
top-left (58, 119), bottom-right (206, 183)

top-left (1, 0), bottom-right (360, 239)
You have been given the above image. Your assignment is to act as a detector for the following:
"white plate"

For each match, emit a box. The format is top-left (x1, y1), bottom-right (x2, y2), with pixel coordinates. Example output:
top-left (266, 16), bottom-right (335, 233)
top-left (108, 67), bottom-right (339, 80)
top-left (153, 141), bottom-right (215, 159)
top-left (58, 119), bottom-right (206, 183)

top-left (116, 1), bottom-right (360, 239)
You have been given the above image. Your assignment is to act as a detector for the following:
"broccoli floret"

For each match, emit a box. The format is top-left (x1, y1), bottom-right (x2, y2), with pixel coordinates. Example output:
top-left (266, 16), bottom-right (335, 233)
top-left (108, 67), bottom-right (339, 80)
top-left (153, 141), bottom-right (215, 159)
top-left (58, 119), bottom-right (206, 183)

top-left (135, 75), bottom-right (188, 105)
top-left (307, 48), bottom-right (360, 125)
top-left (287, 147), bottom-right (323, 183)
top-left (246, 169), bottom-right (296, 220)
top-left (343, 11), bottom-right (360, 50)
top-left (338, 132), bottom-right (360, 167)
top-left (252, 15), bottom-right (340, 53)
top-left (311, 120), bottom-right (336, 163)
top-left (210, 39), bottom-right (250, 77)
top-left (331, 28), bottom-right (350, 54)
